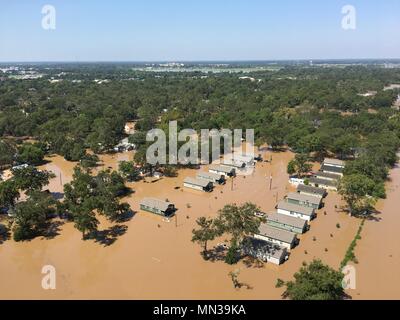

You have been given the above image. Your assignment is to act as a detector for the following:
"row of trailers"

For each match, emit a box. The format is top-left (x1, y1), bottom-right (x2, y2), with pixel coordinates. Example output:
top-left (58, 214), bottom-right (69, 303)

top-left (245, 158), bottom-right (345, 265)
top-left (138, 165), bottom-right (237, 218)
top-left (183, 164), bottom-right (236, 192)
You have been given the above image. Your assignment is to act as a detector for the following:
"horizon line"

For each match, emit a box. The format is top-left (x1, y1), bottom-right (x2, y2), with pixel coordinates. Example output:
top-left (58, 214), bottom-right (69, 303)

top-left (1, 58), bottom-right (400, 64)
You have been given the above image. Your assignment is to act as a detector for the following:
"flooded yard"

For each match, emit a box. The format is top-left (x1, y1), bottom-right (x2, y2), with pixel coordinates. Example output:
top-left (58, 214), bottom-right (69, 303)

top-left (0, 149), bottom-right (398, 299)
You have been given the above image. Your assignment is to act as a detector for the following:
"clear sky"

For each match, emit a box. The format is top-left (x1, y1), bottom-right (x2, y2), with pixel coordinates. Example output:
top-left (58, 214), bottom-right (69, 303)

top-left (0, 0), bottom-right (399, 61)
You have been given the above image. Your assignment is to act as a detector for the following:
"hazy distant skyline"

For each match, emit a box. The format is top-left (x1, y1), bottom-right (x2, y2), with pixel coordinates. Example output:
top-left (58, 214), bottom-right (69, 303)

top-left (0, 0), bottom-right (399, 62)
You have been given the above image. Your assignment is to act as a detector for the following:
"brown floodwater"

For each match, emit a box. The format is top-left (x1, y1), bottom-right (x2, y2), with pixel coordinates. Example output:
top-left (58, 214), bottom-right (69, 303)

top-left (350, 155), bottom-right (400, 300)
top-left (0, 148), bottom-right (398, 299)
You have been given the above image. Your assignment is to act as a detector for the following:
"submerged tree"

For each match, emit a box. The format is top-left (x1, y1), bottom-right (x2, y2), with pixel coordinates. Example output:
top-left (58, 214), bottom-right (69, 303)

top-left (12, 191), bottom-right (57, 241)
top-left (0, 180), bottom-right (19, 209)
top-left (287, 153), bottom-right (312, 178)
top-left (16, 143), bottom-right (46, 166)
top-left (191, 217), bottom-right (219, 258)
top-left (282, 259), bottom-right (345, 300)
top-left (338, 174), bottom-right (378, 216)
top-left (63, 166), bottom-right (131, 238)
top-left (215, 202), bottom-right (262, 264)
top-left (12, 166), bottom-right (54, 193)
top-left (119, 161), bottom-right (140, 182)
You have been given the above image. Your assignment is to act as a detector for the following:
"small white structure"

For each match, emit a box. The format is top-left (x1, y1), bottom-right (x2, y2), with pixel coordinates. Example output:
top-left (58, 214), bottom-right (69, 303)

top-left (208, 164), bottom-right (235, 177)
top-left (223, 153), bottom-right (255, 168)
top-left (254, 223), bottom-right (297, 251)
top-left (197, 171), bottom-right (225, 184)
top-left (277, 201), bottom-right (315, 222)
top-left (183, 177), bottom-right (213, 192)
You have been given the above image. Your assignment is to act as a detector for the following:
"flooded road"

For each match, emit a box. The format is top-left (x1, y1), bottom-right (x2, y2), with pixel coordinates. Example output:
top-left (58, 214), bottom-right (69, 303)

top-left (0, 149), bottom-right (397, 299)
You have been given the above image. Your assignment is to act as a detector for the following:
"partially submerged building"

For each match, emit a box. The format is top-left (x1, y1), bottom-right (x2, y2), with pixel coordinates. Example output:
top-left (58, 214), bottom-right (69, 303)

top-left (286, 192), bottom-right (322, 209)
top-left (277, 201), bottom-right (315, 222)
top-left (266, 212), bottom-right (308, 234)
top-left (323, 158), bottom-right (345, 169)
top-left (183, 177), bottom-right (213, 192)
top-left (254, 223), bottom-right (298, 250)
top-left (314, 171), bottom-right (341, 181)
top-left (297, 184), bottom-right (327, 198)
top-left (197, 171), bottom-right (225, 185)
top-left (320, 164), bottom-right (344, 176)
top-left (308, 177), bottom-right (338, 191)
top-left (242, 237), bottom-right (287, 265)
top-left (208, 164), bottom-right (236, 177)
top-left (139, 198), bottom-right (176, 217)
top-left (321, 158), bottom-right (344, 176)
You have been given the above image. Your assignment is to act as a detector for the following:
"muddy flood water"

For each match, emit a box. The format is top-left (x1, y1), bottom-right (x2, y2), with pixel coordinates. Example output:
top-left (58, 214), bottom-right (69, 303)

top-left (0, 149), bottom-right (399, 299)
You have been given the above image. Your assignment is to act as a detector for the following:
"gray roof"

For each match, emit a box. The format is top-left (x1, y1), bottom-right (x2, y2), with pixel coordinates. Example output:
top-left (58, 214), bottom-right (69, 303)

top-left (140, 197), bottom-right (173, 212)
top-left (297, 184), bottom-right (326, 197)
top-left (257, 223), bottom-right (297, 244)
top-left (209, 164), bottom-right (235, 174)
top-left (267, 212), bottom-right (307, 229)
top-left (197, 171), bottom-right (223, 181)
top-left (320, 164), bottom-right (343, 174)
top-left (323, 158), bottom-right (345, 167)
top-left (309, 177), bottom-right (338, 187)
top-left (286, 192), bottom-right (321, 206)
top-left (277, 201), bottom-right (315, 216)
top-left (184, 177), bottom-right (212, 188)
top-left (242, 237), bottom-right (287, 260)
top-left (222, 159), bottom-right (246, 168)
top-left (315, 171), bottom-right (341, 180)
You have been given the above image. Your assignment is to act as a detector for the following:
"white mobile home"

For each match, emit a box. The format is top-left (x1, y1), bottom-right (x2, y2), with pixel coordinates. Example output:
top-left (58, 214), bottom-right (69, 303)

top-left (242, 237), bottom-right (287, 265)
top-left (254, 223), bottom-right (298, 251)
top-left (208, 164), bottom-right (236, 177)
top-left (183, 177), bottom-right (213, 192)
top-left (139, 198), bottom-right (176, 217)
top-left (297, 184), bottom-right (327, 198)
top-left (286, 192), bottom-right (322, 209)
top-left (314, 171), bottom-right (341, 181)
top-left (323, 158), bottom-right (345, 169)
top-left (308, 177), bottom-right (338, 191)
top-left (266, 212), bottom-right (308, 234)
top-left (277, 201), bottom-right (315, 222)
top-left (320, 164), bottom-right (344, 176)
top-left (196, 171), bottom-right (225, 184)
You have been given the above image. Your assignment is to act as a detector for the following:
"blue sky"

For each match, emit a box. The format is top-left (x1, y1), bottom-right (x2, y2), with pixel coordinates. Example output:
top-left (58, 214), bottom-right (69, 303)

top-left (0, 0), bottom-right (399, 61)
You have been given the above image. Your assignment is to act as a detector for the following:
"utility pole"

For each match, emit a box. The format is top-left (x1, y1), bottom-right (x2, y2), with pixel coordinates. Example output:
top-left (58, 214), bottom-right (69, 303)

top-left (175, 213), bottom-right (178, 228)
top-left (59, 172), bottom-right (62, 186)
top-left (269, 174), bottom-right (272, 190)
top-left (231, 176), bottom-right (234, 191)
